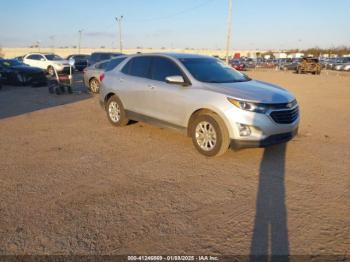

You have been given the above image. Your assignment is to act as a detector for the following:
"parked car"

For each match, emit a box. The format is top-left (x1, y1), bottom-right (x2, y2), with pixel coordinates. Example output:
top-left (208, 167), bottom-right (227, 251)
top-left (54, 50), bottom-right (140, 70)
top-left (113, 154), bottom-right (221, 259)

top-left (332, 57), bottom-right (350, 70)
top-left (242, 58), bottom-right (257, 69)
top-left (14, 56), bottom-right (24, 62)
top-left (100, 53), bottom-right (299, 157)
top-left (278, 58), bottom-right (301, 71)
top-left (23, 53), bottom-right (70, 76)
top-left (341, 63), bottom-right (350, 71)
top-left (0, 58), bottom-right (47, 86)
top-left (296, 57), bottom-right (321, 74)
top-left (66, 54), bottom-right (90, 71)
top-left (230, 60), bottom-right (246, 71)
top-left (84, 56), bottom-right (127, 93)
top-left (88, 52), bottom-right (123, 66)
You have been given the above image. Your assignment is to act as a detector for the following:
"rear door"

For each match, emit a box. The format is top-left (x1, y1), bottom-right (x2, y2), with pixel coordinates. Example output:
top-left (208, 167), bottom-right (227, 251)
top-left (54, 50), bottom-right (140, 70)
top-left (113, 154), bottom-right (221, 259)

top-left (117, 56), bottom-right (153, 115)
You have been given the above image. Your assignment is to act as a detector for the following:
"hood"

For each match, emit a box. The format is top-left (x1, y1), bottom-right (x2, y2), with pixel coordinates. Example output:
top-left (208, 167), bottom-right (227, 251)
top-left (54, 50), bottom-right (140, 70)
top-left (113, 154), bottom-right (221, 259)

top-left (201, 80), bottom-right (295, 104)
top-left (12, 65), bottom-right (44, 73)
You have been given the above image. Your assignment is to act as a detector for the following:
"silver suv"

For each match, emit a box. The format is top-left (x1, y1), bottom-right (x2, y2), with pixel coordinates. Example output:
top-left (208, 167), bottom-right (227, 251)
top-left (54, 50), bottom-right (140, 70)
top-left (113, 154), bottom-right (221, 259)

top-left (100, 53), bottom-right (299, 156)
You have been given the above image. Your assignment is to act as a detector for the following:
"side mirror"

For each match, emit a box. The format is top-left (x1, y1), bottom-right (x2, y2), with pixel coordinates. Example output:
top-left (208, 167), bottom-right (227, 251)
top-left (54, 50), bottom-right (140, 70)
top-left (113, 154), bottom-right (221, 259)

top-left (165, 75), bottom-right (187, 86)
top-left (40, 58), bottom-right (45, 61)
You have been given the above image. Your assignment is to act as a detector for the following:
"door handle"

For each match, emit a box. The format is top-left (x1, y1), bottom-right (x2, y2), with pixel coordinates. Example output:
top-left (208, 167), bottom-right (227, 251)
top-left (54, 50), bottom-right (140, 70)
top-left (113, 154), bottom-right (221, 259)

top-left (119, 78), bottom-right (124, 82)
top-left (148, 84), bottom-right (156, 89)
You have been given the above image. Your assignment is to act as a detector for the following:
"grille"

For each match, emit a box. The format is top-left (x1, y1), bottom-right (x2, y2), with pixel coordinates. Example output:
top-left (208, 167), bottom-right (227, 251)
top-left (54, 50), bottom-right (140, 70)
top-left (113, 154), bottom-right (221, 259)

top-left (270, 106), bottom-right (299, 124)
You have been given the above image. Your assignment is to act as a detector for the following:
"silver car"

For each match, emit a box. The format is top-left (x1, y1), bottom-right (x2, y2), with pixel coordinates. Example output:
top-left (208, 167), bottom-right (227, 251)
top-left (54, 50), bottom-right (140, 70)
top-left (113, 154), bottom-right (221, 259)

top-left (83, 56), bottom-right (127, 93)
top-left (100, 53), bottom-right (299, 156)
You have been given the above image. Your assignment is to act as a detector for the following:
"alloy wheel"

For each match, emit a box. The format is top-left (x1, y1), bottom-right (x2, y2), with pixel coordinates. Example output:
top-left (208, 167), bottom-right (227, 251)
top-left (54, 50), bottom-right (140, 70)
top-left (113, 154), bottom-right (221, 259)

top-left (195, 121), bottom-right (217, 151)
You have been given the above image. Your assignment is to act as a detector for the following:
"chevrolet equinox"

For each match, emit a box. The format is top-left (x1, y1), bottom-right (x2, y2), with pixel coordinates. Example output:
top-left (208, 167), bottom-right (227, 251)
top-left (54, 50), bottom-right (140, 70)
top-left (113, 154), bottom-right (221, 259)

top-left (99, 53), bottom-right (299, 156)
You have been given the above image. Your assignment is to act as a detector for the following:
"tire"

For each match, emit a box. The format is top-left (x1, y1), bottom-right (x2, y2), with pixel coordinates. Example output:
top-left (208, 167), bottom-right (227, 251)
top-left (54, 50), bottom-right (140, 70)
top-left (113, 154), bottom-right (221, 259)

top-left (106, 95), bottom-right (129, 126)
top-left (47, 66), bottom-right (55, 76)
top-left (89, 78), bottom-right (100, 93)
top-left (190, 112), bottom-right (230, 157)
top-left (16, 73), bottom-right (27, 86)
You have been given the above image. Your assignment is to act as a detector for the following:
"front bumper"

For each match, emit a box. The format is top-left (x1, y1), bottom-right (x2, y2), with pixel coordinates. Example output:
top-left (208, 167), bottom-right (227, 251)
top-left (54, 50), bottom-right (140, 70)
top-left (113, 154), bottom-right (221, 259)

top-left (230, 128), bottom-right (298, 149)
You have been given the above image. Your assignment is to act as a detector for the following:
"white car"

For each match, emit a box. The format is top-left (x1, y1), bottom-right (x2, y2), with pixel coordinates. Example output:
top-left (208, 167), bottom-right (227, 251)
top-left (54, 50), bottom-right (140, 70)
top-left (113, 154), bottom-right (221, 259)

top-left (23, 53), bottom-right (70, 75)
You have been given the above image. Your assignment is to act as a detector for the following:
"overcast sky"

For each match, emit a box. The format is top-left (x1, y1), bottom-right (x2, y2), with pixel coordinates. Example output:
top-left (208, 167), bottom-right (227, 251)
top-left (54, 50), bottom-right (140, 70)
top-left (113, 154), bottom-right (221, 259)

top-left (1, 0), bottom-right (349, 50)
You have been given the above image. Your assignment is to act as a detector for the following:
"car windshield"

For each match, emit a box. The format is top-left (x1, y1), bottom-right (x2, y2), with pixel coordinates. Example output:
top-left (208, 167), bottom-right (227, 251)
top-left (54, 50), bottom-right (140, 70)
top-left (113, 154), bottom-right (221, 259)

top-left (45, 54), bottom-right (63, 61)
top-left (180, 58), bottom-right (250, 83)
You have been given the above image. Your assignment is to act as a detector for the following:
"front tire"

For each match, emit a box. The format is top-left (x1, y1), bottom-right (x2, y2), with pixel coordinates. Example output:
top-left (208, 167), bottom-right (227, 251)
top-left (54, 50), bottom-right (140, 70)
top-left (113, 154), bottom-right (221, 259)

top-left (190, 112), bottom-right (230, 157)
top-left (106, 95), bottom-right (129, 126)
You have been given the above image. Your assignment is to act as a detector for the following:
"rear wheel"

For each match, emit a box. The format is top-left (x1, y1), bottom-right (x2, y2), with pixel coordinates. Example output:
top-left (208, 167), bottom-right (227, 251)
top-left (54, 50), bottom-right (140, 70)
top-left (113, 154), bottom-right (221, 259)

top-left (89, 78), bottom-right (100, 93)
top-left (106, 95), bottom-right (129, 126)
top-left (190, 112), bottom-right (230, 157)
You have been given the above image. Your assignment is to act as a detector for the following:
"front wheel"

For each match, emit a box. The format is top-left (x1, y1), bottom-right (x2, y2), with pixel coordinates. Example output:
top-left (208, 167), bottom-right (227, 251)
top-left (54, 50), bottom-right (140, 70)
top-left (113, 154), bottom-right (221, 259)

top-left (190, 113), bottom-right (230, 157)
top-left (106, 95), bottom-right (129, 126)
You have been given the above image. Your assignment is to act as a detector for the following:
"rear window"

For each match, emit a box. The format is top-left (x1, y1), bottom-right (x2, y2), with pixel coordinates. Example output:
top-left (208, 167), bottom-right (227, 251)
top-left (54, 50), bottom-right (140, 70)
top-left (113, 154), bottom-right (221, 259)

top-left (105, 57), bottom-right (127, 72)
top-left (121, 57), bottom-right (151, 78)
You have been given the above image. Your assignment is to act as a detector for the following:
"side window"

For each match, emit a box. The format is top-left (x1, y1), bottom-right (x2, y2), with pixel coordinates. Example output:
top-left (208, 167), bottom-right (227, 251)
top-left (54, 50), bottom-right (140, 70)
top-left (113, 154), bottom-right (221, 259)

top-left (96, 61), bottom-right (109, 69)
top-left (105, 57), bottom-right (127, 72)
top-left (26, 55), bottom-right (36, 60)
top-left (122, 57), bottom-right (152, 78)
top-left (151, 57), bottom-right (183, 82)
top-left (31, 55), bottom-right (42, 61)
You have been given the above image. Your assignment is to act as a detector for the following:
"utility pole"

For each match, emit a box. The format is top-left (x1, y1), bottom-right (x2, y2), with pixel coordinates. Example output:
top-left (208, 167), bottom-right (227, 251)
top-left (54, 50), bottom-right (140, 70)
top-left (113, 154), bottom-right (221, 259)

top-left (36, 40), bottom-right (41, 52)
top-left (225, 0), bottom-right (233, 64)
top-left (78, 30), bottom-right (83, 54)
top-left (115, 16), bottom-right (123, 53)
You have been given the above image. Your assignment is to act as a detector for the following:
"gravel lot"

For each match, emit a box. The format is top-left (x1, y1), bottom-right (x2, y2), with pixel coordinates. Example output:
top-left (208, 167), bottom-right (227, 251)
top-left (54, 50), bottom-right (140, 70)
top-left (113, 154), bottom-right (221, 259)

top-left (0, 71), bottom-right (349, 256)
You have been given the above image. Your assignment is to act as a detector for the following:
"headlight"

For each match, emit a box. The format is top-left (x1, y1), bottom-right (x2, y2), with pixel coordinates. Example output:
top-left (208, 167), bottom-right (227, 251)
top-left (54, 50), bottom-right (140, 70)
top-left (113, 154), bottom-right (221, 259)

top-left (227, 98), bottom-right (268, 113)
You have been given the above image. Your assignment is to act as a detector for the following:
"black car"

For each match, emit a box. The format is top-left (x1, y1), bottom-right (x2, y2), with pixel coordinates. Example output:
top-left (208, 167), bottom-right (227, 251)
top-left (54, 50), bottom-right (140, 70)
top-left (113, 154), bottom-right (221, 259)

top-left (88, 52), bottom-right (123, 66)
top-left (0, 59), bottom-right (47, 87)
top-left (66, 54), bottom-right (90, 71)
top-left (14, 56), bottom-right (24, 62)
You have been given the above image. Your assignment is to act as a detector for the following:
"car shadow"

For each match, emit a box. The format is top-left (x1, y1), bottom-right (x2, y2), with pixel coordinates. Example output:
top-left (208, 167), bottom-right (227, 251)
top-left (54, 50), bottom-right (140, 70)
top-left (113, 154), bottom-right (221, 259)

top-left (250, 143), bottom-right (290, 261)
top-left (0, 72), bottom-right (92, 120)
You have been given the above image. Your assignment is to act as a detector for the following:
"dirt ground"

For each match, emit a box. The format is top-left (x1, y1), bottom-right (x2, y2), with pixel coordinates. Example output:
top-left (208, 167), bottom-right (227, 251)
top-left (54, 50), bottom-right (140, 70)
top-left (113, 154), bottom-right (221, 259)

top-left (0, 71), bottom-right (349, 256)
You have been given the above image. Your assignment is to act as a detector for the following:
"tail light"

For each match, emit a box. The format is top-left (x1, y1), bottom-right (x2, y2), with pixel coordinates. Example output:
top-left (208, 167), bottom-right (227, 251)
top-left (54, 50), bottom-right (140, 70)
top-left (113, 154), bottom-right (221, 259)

top-left (99, 73), bottom-right (105, 82)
